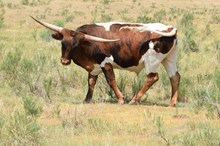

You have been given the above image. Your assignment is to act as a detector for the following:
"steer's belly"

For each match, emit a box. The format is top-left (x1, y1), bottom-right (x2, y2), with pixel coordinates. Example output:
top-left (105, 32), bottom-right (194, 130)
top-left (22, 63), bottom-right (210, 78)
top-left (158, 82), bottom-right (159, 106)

top-left (112, 59), bottom-right (145, 74)
top-left (90, 57), bottom-right (145, 76)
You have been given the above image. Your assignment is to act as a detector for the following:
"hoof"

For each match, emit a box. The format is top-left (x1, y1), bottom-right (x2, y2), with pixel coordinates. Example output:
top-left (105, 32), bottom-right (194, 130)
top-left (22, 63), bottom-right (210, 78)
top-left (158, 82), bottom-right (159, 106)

top-left (128, 99), bottom-right (139, 105)
top-left (83, 100), bottom-right (92, 104)
top-left (169, 103), bottom-right (176, 107)
top-left (169, 101), bottom-right (176, 107)
top-left (118, 99), bottom-right (124, 105)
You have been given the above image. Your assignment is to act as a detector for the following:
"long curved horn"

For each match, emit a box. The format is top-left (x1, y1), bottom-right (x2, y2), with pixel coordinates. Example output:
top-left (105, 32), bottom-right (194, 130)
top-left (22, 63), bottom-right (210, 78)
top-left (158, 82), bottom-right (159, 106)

top-left (84, 34), bottom-right (120, 42)
top-left (30, 16), bottom-right (63, 33)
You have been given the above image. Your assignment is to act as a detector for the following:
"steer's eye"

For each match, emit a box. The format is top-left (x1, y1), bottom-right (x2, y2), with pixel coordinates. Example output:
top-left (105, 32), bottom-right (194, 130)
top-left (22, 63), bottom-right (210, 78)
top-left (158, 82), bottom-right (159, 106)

top-left (61, 41), bottom-right (66, 47)
top-left (61, 41), bottom-right (68, 53)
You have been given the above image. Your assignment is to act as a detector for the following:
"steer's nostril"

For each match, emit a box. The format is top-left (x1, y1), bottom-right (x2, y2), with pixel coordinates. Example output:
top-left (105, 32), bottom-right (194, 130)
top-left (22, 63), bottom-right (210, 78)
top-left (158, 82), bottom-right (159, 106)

top-left (61, 58), bottom-right (70, 65)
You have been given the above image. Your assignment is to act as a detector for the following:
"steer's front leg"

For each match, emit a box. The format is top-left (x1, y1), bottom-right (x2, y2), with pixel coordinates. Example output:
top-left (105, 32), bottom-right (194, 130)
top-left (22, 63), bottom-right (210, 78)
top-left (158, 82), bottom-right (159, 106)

top-left (83, 73), bottom-right (98, 103)
top-left (101, 63), bottom-right (124, 104)
top-left (129, 73), bottom-right (159, 104)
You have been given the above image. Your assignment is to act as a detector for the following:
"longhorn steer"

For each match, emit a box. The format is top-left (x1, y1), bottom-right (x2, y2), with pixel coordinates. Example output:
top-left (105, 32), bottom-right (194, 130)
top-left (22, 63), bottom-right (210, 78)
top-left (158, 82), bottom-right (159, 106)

top-left (32, 17), bottom-right (180, 107)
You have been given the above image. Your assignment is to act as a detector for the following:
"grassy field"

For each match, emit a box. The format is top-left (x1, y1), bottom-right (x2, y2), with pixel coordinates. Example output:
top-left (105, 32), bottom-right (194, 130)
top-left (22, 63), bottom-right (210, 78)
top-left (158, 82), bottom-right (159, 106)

top-left (0, 0), bottom-right (220, 145)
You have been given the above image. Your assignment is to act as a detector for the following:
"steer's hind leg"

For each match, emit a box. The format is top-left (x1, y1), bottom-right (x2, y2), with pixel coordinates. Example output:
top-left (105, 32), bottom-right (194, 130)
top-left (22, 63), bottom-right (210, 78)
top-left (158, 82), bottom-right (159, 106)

top-left (102, 63), bottom-right (124, 104)
top-left (162, 45), bottom-right (180, 107)
top-left (169, 72), bottom-right (180, 107)
top-left (83, 73), bottom-right (98, 103)
top-left (129, 73), bottom-right (159, 104)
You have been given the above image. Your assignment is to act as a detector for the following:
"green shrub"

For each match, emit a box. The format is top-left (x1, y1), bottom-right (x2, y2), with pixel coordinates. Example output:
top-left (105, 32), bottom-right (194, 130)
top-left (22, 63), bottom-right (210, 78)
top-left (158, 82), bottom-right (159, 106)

top-left (213, 39), bottom-right (220, 60)
top-left (131, 73), bottom-right (145, 99)
top-left (182, 27), bottom-right (199, 52)
top-left (15, 53), bottom-right (47, 97)
top-left (91, 7), bottom-right (98, 23)
top-left (169, 8), bottom-right (184, 19)
top-left (153, 9), bottom-right (167, 22)
top-left (180, 123), bottom-right (220, 146)
top-left (118, 73), bottom-right (129, 101)
top-left (1, 48), bottom-right (22, 82)
top-left (192, 78), bottom-right (220, 119)
top-left (101, 13), bottom-right (112, 22)
top-left (0, 41), bottom-right (4, 58)
top-left (21, 0), bottom-right (51, 6)
top-left (40, 29), bottom-right (52, 42)
top-left (22, 96), bottom-right (43, 117)
top-left (118, 8), bottom-right (133, 22)
top-left (212, 13), bottom-right (220, 24)
top-left (179, 12), bottom-right (199, 52)
top-left (136, 14), bottom-right (152, 23)
top-left (0, 0), bottom-right (4, 28)
top-left (214, 70), bottom-right (220, 90)
top-left (192, 87), bottom-right (207, 114)
top-left (100, 0), bottom-right (110, 5)
top-left (61, 106), bottom-right (86, 130)
top-left (65, 14), bottom-right (75, 22)
top-left (1, 111), bottom-right (42, 146)
top-left (19, 58), bottom-right (38, 94)
top-left (180, 12), bottom-right (194, 28)
top-left (21, 0), bottom-right (29, 5)
top-left (0, 48), bottom-right (57, 99)
top-left (43, 77), bottom-right (53, 102)
top-left (0, 115), bottom-right (5, 142)
top-left (179, 76), bottom-right (192, 102)
top-left (144, 110), bottom-right (170, 145)
top-left (54, 19), bottom-right (65, 27)
top-left (61, 6), bottom-right (70, 16)
top-left (87, 118), bottom-right (111, 133)
top-left (51, 104), bottom-right (61, 118)
top-left (205, 24), bottom-right (211, 36)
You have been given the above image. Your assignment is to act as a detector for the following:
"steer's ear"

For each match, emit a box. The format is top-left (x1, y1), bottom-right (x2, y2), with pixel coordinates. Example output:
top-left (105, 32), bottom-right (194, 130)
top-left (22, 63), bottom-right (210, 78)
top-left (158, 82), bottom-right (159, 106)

top-left (51, 33), bottom-right (63, 40)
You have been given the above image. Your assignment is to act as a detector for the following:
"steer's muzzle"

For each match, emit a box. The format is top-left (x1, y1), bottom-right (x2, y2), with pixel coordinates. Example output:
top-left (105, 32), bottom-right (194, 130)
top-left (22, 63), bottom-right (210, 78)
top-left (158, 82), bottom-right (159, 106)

top-left (61, 58), bottom-right (71, 65)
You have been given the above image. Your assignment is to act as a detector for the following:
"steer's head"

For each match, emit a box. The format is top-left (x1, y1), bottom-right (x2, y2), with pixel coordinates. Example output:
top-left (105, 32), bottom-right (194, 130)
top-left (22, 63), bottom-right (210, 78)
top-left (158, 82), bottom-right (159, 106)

top-left (31, 16), bottom-right (119, 66)
top-left (52, 29), bottom-right (85, 65)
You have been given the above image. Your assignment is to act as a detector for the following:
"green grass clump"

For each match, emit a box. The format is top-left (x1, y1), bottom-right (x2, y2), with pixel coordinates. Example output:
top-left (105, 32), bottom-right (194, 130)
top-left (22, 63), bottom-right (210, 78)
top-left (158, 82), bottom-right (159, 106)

top-left (22, 96), bottom-right (43, 117)
top-left (180, 123), bottom-right (220, 146)
top-left (1, 111), bottom-right (42, 146)
top-left (136, 14), bottom-right (152, 23)
top-left (0, 103), bottom-right (43, 146)
top-left (0, 0), bottom-right (4, 28)
top-left (21, 0), bottom-right (51, 6)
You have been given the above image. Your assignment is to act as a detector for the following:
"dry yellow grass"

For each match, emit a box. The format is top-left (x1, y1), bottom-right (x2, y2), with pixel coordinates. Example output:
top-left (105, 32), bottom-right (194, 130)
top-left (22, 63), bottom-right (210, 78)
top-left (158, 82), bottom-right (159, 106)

top-left (1, 0), bottom-right (220, 145)
top-left (36, 103), bottom-right (220, 145)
